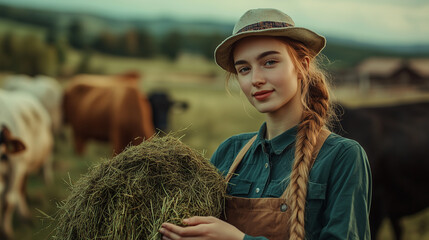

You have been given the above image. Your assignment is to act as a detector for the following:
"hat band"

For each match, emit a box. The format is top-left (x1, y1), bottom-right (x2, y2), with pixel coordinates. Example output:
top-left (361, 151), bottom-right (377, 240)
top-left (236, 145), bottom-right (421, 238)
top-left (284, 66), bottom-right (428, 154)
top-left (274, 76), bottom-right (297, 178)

top-left (237, 21), bottom-right (293, 34)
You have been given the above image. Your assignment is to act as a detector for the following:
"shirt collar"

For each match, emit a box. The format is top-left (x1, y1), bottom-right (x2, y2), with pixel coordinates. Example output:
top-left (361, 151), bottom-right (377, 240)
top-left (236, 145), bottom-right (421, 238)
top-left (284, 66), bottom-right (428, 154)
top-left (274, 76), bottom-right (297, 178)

top-left (255, 122), bottom-right (298, 155)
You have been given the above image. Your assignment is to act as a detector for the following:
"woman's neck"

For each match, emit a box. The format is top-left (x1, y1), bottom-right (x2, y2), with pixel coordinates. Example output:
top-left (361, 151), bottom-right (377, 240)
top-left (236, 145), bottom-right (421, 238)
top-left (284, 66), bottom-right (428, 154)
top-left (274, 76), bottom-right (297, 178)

top-left (265, 99), bottom-right (303, 140)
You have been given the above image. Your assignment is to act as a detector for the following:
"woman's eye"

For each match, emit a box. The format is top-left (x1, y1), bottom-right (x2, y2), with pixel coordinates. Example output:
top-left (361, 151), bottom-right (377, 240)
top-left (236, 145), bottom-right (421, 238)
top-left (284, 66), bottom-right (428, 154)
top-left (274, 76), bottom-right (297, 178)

top-left (238, 66), bottom-right (250, 73)
top-left (265, 60), bottom-right (277, 66)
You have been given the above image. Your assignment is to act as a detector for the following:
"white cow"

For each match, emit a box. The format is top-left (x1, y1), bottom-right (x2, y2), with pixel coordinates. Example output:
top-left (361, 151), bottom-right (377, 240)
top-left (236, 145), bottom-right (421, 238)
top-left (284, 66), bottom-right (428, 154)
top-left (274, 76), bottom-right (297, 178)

top-left (0, 90), bottom-right (53, 239)
top-left (3, 74), bottom-right (63, 135)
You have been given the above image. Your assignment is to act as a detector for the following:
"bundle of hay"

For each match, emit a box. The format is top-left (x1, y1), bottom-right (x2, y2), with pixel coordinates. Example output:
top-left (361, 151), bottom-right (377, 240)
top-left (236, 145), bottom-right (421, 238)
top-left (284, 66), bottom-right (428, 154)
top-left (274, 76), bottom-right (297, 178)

top-left (54, 135), bottom-right (226, 240)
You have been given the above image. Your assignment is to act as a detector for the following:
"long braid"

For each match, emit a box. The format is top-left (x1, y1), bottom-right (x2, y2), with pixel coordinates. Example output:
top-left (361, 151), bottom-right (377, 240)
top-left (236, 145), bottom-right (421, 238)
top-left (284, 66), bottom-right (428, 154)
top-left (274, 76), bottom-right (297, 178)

top-left (282, 39), bottom-right (331, 240)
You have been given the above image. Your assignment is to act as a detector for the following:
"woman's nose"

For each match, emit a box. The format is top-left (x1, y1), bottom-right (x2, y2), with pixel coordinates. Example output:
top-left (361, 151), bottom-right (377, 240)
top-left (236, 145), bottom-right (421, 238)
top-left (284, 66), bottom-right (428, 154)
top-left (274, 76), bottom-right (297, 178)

top-left (251, 69), bottom-right (266, 87)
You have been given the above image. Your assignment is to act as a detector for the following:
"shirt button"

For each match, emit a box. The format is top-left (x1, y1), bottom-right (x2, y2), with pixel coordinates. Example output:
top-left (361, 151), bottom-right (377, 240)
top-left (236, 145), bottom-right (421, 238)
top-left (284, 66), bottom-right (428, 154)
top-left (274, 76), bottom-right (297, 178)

top-left (255, 188), bottom-right (260, 193)
top-left (264, 163), bottom-right (269, 168)
top-left (280, 203), bottom-right (288, 212)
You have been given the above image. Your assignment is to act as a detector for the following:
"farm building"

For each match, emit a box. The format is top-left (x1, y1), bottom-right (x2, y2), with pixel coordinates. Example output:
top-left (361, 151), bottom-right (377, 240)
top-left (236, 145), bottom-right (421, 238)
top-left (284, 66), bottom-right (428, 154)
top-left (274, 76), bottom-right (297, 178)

top-left (333, 57), bottom-right (429, 90)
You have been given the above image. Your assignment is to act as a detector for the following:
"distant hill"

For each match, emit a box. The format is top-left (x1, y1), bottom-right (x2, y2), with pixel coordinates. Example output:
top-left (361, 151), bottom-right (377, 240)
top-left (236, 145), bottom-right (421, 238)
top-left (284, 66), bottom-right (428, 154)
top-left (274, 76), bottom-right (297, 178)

top-left (326, 36), bottom-right (429, 56)
top-left (0, 3), bottom-right (232, 35)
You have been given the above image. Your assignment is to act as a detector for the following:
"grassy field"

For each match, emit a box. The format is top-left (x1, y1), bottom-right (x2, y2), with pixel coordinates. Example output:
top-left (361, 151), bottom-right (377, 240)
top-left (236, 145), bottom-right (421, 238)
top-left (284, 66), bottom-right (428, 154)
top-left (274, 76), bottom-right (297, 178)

top-left (1, 52), bottom-right (429, 240)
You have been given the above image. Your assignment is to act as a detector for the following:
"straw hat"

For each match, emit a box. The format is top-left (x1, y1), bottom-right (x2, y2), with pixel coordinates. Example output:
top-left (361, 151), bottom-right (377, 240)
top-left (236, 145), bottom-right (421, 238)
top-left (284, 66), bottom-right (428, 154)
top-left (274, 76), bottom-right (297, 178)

top-left (214, 8), bottom-right (326, 72)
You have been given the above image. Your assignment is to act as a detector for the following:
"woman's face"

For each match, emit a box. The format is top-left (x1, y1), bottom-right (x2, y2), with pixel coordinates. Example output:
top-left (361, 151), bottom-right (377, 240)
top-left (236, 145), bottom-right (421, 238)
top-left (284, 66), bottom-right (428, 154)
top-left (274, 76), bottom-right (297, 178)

top-left (233, 37), bottom-right (301, 115)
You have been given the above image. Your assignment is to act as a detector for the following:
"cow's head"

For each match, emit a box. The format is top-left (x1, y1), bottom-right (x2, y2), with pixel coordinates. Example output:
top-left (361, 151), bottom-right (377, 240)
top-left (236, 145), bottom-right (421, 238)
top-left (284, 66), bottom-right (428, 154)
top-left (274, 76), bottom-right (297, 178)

top-left (148, 92), bottom-right (189, 132)
top-left (0, 126), bottom-right (26, 158)
top-left (0, 125), bottom-right (26, 221)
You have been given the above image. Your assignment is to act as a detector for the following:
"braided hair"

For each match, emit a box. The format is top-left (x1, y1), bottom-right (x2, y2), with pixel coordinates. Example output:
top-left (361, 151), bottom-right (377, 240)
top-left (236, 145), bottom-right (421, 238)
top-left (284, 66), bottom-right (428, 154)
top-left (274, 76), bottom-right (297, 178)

top-left (280, 38), bottom-right (332, 240)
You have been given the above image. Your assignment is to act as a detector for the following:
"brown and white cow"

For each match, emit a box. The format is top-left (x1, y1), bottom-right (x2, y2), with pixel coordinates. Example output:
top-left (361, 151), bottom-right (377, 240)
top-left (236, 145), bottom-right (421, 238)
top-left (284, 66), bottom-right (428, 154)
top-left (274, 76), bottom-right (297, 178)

top-left (0, 90), bottom-right (54, 239)
top-left (63, 74), bottom-right (155, 155)
top-left (3, 74), bottom-right (63, 136)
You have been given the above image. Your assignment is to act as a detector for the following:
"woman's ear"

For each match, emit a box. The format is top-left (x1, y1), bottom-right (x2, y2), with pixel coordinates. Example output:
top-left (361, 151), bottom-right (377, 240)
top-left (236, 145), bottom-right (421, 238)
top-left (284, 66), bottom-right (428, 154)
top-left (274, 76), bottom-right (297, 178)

top-left (297, 56), bottom-right (310, 81)
top-left (302, 56), bottom-right (310, 71)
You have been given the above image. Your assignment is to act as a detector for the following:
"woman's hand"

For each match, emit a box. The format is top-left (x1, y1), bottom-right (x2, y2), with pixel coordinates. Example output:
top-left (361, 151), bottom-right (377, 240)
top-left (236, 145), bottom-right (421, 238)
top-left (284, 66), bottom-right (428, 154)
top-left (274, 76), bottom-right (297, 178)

top-left (159, 216), bottom-right (245, 240)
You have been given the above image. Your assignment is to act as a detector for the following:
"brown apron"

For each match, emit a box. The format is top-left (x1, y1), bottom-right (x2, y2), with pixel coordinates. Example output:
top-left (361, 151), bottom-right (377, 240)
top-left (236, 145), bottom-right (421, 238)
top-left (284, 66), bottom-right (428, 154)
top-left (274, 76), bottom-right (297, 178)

top-left (224, 129), bottom-right (331, 240)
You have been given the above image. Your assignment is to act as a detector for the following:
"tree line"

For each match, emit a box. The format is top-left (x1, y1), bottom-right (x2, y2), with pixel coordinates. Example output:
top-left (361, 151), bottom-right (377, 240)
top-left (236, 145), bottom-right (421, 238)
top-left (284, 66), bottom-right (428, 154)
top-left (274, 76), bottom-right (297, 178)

top-left (66, 19), bottom-right (228, 60)
top-left (0, 4), bottom-right (229, 77)
top-left (0, 20), bottom-right (228, 77)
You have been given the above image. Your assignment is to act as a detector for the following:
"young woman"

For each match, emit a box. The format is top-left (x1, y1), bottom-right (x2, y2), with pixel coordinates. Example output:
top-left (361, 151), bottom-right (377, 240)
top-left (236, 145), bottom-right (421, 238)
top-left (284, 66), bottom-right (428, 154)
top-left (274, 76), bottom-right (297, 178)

top-left (159, 8), bottom-right (371, 240)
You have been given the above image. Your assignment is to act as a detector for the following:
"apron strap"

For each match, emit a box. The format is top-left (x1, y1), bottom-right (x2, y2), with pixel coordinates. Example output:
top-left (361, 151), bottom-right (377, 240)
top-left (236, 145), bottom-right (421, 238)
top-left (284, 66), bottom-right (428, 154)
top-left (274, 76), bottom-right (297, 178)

top-left (311, 128), bottom-right (331, 162)
top-left (225, 135), bottom-right (257, 183)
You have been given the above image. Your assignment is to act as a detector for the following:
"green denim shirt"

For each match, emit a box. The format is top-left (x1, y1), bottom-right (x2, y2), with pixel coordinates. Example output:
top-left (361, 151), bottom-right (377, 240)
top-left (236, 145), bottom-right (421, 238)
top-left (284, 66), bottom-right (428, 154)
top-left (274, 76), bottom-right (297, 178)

top-left (210, 123), bottom-right (372, 240)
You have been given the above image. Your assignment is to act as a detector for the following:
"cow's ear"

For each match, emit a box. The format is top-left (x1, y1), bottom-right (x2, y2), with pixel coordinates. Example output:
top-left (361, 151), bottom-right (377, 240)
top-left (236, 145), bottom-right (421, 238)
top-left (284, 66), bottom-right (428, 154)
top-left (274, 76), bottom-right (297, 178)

top-left (2, 126), bottom-right (26, 154)
top-left (7, 139), bottom-right (26, 154)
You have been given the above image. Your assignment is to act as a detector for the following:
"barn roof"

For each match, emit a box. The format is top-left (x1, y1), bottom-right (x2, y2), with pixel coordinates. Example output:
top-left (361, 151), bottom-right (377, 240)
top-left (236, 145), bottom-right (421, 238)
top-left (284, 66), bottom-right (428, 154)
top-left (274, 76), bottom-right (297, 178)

top-left (409, 58), bottom-right (429, 76)
top-left (356, 57), bottom-right (429, 77)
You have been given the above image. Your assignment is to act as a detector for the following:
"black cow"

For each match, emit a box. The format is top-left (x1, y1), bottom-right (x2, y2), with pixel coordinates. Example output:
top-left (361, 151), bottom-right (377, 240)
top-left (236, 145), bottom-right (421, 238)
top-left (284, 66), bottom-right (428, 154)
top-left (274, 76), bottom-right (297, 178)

top-left (148, 91), bottom-right (189, 132)
top-left (333, 101), bottom-right (429, 240)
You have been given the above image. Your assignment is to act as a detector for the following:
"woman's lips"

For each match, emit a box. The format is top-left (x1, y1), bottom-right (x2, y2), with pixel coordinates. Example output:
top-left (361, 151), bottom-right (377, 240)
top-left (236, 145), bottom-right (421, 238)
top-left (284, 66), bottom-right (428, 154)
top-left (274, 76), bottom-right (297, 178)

top-left (253, 90), bottom-right (274, 101)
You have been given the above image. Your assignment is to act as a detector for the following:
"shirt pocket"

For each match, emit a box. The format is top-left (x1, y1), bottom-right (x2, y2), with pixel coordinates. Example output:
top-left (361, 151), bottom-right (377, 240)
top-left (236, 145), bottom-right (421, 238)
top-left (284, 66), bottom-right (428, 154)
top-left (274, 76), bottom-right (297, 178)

top-left (227, 178), bottom-right (252, 197)
top-left (305, 182), bottom-right (327, 238)
top-left (265, 180), bottom-right (286, 197)
top-left (306, 182), bottom-right (327, 214)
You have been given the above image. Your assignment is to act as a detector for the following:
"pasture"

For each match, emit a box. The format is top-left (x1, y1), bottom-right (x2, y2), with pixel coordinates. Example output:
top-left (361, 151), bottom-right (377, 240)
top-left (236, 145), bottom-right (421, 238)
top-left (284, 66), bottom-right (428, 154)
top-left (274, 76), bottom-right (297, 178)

top-left (1, 52), bottom-right (429, 240)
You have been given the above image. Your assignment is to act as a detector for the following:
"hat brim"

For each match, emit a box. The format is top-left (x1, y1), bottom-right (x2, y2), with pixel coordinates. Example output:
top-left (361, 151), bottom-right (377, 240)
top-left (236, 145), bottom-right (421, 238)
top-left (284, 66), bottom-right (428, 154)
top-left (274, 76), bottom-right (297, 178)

top-left (214, 27), bottom-right (326, 73)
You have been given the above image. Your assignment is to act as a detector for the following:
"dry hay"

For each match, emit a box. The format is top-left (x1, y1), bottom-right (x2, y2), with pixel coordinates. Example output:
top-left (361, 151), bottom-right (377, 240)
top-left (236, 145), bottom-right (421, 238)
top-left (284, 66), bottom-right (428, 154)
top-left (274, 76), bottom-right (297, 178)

top-left (53, 135), bottom-right (226, 240)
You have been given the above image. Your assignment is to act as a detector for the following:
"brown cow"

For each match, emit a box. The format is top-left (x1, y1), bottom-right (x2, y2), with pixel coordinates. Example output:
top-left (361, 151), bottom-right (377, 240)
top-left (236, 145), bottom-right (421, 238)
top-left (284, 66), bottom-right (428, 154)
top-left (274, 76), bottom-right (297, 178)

top-left (63, 74), bottom-right (155, 155)
top-left (0, 90), bottom-right (53, 239)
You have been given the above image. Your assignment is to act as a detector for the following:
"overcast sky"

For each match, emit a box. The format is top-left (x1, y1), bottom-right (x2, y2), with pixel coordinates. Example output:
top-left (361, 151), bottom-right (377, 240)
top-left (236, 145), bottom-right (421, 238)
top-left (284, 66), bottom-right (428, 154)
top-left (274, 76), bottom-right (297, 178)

top-left (1, 0), bottom-right (428, 45)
